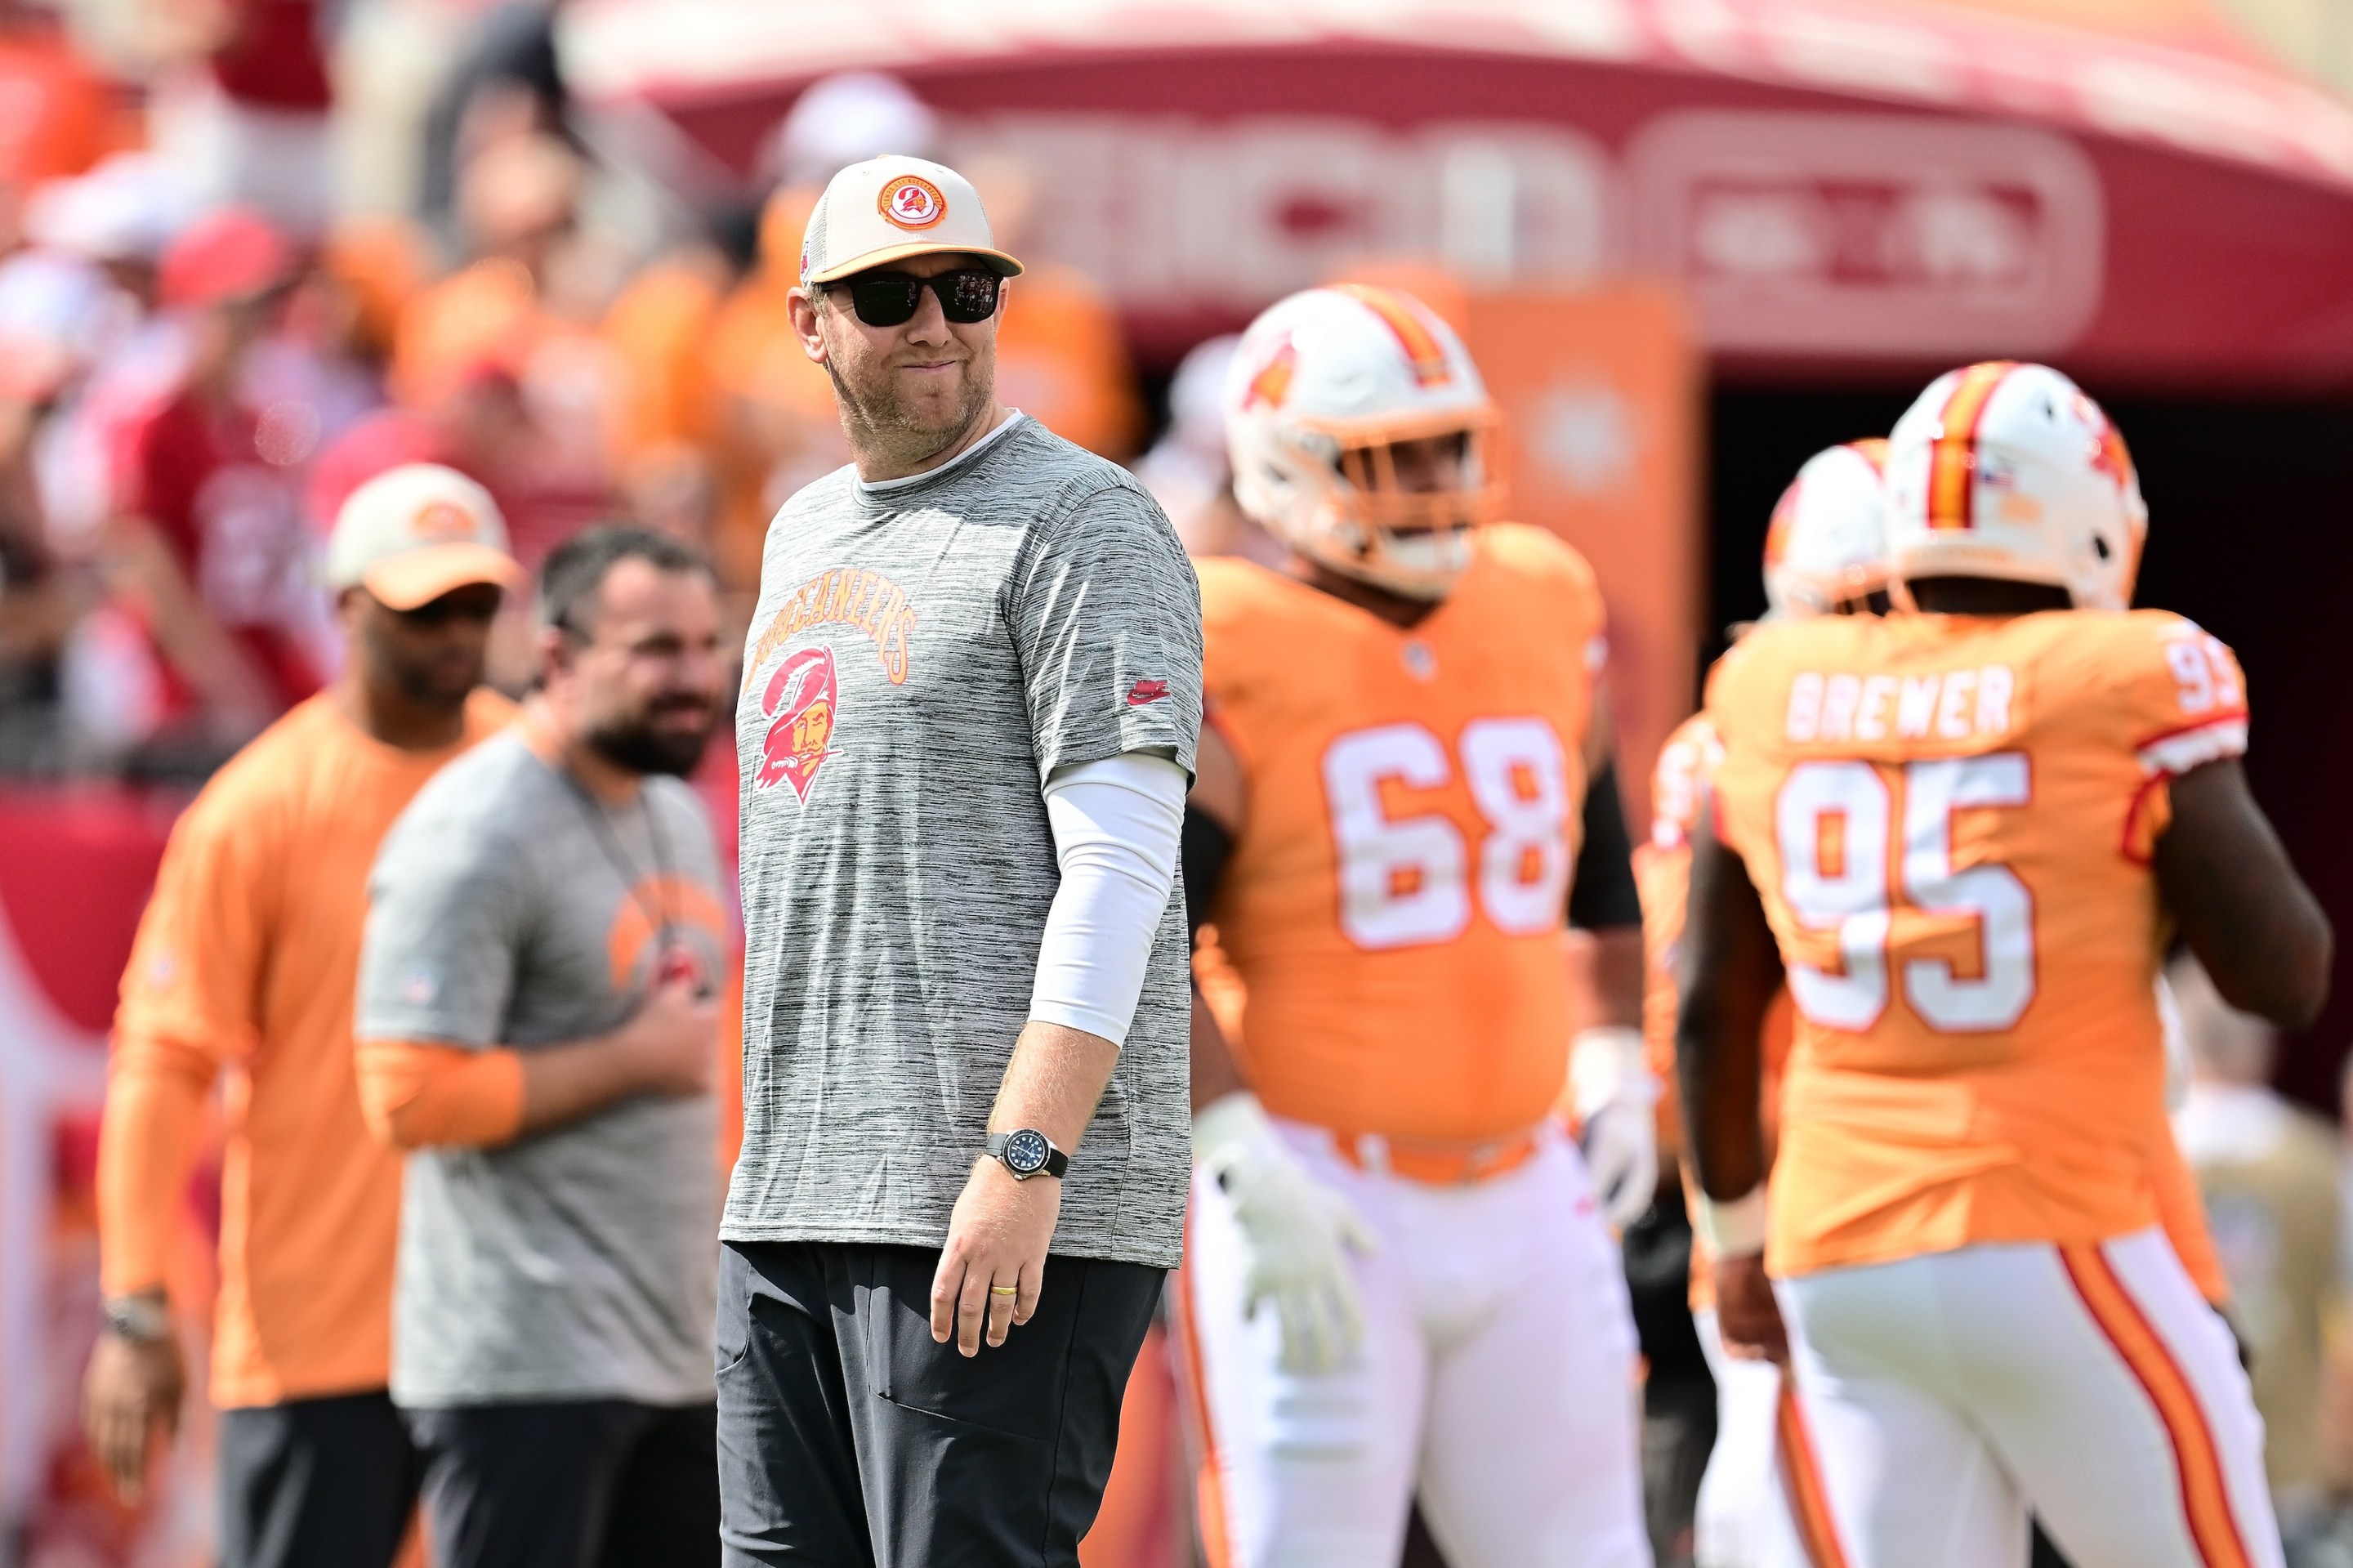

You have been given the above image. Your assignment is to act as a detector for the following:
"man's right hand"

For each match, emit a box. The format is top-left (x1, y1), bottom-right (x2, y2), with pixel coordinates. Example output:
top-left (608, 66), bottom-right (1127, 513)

top-left (613, 975), bottom-right (718, 1097)
top-left (83, 1308), bottom-right (185, 1503)
top-left (1194, 1092), bottom-right (1375, 1378)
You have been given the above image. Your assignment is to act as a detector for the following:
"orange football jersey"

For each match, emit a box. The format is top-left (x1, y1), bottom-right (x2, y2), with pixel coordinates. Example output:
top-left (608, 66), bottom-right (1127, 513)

top-left (1706, 608), bottom-right (2249, 1279)
top-left (1198, 525), bottom-right (1605, 1143)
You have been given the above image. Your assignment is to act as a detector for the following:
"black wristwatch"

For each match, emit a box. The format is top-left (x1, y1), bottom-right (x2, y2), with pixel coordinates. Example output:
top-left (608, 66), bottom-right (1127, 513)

top-left (986, 1128), bottom-right (1069, 1181)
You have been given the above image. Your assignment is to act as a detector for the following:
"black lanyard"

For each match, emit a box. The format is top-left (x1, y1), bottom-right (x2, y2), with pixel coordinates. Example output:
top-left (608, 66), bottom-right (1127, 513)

top-left (558, 766), bottom-right (676, 963)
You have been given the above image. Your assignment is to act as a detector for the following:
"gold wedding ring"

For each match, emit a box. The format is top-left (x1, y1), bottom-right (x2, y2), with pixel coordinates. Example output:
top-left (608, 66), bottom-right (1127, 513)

top-left (990, 1285), bottom-right (1019, 1296)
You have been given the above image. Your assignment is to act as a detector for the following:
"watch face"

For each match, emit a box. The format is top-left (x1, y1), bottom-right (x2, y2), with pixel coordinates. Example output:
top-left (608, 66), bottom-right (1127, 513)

top-left (1004, 1129), bottom-right (1051, 1175)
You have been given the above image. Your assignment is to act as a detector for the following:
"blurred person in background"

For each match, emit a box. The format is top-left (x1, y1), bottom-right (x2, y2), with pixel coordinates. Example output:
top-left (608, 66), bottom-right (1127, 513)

top-left (2173, 951), bottom-right (2345, 1554)
top-left (355, 525), bottom-right (725, 1568)
top-left (142, 0), bottom-right (336, 233)
top-left (417, 0), bottom-right (573, 252)
top-left (1136, 331), bottom-right (1282, 568)
top-left (83, 462), bottom-right (519, 1567)
top-left (393, 132), bottom-right (617, 568)
top-left (94, 206), bottom-right (326, 769)
top-left (1180, 284), bottom-right (1654, 1566)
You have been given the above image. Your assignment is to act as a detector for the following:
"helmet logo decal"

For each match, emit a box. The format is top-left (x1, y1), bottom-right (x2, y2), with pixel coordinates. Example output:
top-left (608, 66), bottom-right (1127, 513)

top-left (1328, 283), bottom-right (1452, 387)
top-left (1244, 337), bottom-right (1297, 409)
top-left (877, 174), bottom-right (947, 230)
top-left (2078, 395), bottom-right (2136, 492)
top-left (1927, 361), bottom-right (2019, 532)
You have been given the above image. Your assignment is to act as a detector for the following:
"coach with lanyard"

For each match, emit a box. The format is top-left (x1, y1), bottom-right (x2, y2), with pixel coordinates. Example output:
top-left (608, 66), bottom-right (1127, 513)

top-left (355, 526), bottom-right (731, 1566)
top-left (721, 155), bottom-right (1202, 1564)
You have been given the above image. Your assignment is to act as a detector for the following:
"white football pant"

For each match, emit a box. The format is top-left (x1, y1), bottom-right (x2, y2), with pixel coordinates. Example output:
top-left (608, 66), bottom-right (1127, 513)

top-left (1176, 1123), bottom-right (1651, 1568)
top-left (1692, 1309), bottom-right (1831, 1568)
top-left (1776, 1228), bottom-right (2280, 1568)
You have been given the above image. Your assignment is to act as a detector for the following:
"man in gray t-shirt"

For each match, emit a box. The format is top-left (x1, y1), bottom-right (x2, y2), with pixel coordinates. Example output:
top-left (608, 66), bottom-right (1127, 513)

top-left (357, 527), bottom-right (732, 1568)
top-left (720, 155), bottom-right (1203, 1566)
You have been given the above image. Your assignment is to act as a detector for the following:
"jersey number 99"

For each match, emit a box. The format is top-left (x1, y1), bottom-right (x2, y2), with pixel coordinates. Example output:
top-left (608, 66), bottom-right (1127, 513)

top-left (1776, 755), bottom-right (2036, 1033)
top-left (1322, 718), bottom-right (1574, 950)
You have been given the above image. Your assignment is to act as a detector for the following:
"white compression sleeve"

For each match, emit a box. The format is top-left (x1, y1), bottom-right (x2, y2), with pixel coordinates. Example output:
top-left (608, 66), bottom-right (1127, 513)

top-left (1028, 751), bottom-right (1190, 1046)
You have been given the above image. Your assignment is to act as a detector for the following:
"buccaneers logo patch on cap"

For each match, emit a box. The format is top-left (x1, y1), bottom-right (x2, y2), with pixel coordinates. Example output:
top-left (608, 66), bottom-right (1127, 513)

top-left (877, 175), bottom-right (947, 231)
top-left (758, 646), bottom-right (842, 802)
top-left (412, 498), bottom-right (476, 539)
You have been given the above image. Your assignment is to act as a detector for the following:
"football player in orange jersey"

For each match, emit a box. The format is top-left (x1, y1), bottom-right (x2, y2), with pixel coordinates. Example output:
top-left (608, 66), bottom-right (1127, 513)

top-left (1645, 440), bottom-right (1891, 1568)
top-left (1677, 361), bottom-right (2330, 1568)
top-left (1175, 284), bottom-right (1653, 1568)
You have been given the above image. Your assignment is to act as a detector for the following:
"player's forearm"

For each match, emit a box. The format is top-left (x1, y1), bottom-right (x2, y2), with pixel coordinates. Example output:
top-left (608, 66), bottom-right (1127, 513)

top-left (1586, 925), bottom-right (1645, 1030)
top-left (1674, 826), bottom-right (1779, 1202)
top-left (989, 1018), bottom-right (1122, 1152)
top-left (96, 1043), bottom-right (214, 1297)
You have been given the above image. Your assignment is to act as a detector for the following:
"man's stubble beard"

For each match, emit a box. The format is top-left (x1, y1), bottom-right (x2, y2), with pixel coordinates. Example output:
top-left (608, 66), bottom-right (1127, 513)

top-left (823, 328), bottom-right (996, 473)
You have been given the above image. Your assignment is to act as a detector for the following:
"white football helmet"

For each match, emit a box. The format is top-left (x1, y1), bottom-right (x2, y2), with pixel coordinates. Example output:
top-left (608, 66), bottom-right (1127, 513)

top-left (1763, 439), bottom-right (1890, 619)
top-left (1224, 284), bottom-right (1502, 600)
top-left (1883, 361), bottom-right (2146, 610)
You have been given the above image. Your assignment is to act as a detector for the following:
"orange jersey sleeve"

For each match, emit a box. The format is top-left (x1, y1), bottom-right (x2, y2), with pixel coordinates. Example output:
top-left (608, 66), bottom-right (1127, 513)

top-left (1705, 610), bottom-right (2249, 1279)
top-left (101, 765), bottom-right (283, 1296)
top-left (1198, 526), bottom-right (1605, 1144)
top-left (353, 1039), bottom-right (525, 1150)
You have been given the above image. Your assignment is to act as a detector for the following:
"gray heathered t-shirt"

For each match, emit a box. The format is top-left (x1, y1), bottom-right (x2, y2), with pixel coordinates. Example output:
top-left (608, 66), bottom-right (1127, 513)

top-left (359, 731), bottom-right (724, 1407)
top-left (726, 413), bottom-right (1203, 1270)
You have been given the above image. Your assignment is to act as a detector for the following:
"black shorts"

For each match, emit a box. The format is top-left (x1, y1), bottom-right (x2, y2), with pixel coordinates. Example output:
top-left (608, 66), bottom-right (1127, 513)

top-left (402, 1398), bottom-right (720, 1568)
top-left (216, 1389), bottom-right (420, 1568)
top-left (717, 1240), bottom-right (1163, 1568)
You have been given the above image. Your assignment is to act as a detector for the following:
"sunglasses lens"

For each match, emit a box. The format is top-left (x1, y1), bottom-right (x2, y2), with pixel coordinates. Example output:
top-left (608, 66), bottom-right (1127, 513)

top-left (847, 277), bottom-right (922, 326)
top-left (940, 271), bottom-right (999, 323)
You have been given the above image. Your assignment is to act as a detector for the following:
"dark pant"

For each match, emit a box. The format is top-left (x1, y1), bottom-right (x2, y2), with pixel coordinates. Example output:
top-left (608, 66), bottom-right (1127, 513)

top-left (404, 1399), bottom-right (721, 1568)
top-left (217, 1389), bottom-right (421, 1568)
top-left (717, 1240), bottom-right (1163, 1568)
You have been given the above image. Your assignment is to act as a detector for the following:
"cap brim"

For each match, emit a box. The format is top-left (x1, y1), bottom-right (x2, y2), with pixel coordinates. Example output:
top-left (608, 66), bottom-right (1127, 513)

top-left (360, 543), bottom-right (526, 610)
top-left (806, 242), bottom-right (1025, 285)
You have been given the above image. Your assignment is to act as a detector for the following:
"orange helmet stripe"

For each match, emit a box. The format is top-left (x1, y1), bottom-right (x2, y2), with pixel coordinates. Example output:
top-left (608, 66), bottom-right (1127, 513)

top-left (1328, 284), bottom-right (1452, 387)
top-left (1849, 436), bottom-right (1890, 474)
top-left (1927, 362), bottom-right (2018, 532)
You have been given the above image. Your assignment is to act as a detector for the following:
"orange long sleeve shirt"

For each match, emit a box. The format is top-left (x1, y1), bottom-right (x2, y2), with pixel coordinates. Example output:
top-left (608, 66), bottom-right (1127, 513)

top-left (99, 690), bottom-right (511, 1408)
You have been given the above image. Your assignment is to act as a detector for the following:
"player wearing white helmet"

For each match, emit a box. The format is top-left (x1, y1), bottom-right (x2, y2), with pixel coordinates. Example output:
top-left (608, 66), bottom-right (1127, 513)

top-left (1176, 284), bottom-right (1652, 1567)
top-left (1645, 442), bottom-right (1894, 1568)
top-left (1762, 440), bottom-right (1893, 620)
top-left (1677, 361), bottom-right (2326, 1567)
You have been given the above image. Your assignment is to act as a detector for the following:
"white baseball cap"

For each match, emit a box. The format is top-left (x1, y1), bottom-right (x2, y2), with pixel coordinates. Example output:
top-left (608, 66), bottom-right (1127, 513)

top-left (325, 463), bottom-right (525, 610)
top-left (799, 154), bottom-right (1024, 287)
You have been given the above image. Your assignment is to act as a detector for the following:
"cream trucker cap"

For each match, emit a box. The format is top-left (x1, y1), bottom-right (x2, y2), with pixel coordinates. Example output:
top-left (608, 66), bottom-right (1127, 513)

top-left (325, 463), bottom-right (525, 610)
top-left (800, 154), bottom-right (1024, 286)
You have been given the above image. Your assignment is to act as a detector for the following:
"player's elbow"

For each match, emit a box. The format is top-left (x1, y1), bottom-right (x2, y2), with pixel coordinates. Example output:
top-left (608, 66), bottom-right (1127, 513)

top-left (2222, 906), bottom-right (2333, 1031)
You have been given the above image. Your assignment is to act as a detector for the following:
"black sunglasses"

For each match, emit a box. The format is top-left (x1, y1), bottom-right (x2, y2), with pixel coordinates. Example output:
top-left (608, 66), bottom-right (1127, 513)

top-left (828, 268), bottom-right (1001, 328)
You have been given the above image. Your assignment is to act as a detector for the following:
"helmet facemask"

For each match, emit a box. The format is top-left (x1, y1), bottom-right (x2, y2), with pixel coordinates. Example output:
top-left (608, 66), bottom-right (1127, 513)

top-left (1279, 409), bottom-right (1504, 601)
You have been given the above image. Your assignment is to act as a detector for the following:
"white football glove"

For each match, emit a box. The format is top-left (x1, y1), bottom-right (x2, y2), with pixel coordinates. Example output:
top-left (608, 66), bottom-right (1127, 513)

top-left (1572, 1025), bottom-right (1662, 1229)
top-left (1194, 1092), bottom-right (1376, 1377)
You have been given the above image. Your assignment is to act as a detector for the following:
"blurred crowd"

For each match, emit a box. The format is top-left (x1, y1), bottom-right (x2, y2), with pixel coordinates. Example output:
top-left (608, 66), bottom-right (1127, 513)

top-left (0, 0), bottom-right (1194, 780)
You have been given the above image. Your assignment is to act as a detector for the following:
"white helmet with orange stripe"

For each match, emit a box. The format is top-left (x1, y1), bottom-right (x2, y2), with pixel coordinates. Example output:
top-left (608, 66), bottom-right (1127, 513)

top-left (1884, 361), bottom-right (2146, 610)
top-left (1223, 284), bottom-right (1502, 601)
top-left (1763, 439), bottom-right (1891, 619)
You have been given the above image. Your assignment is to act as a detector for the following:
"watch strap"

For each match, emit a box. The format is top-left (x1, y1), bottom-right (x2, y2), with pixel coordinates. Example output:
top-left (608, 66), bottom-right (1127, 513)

top-left (103, 1293), bottom-right (172, 1343)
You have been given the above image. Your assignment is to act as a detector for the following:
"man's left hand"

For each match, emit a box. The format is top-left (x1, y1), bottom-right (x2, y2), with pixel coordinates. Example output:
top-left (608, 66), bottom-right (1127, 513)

top-left (931, 1156), bottom-right (1060, 1356)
